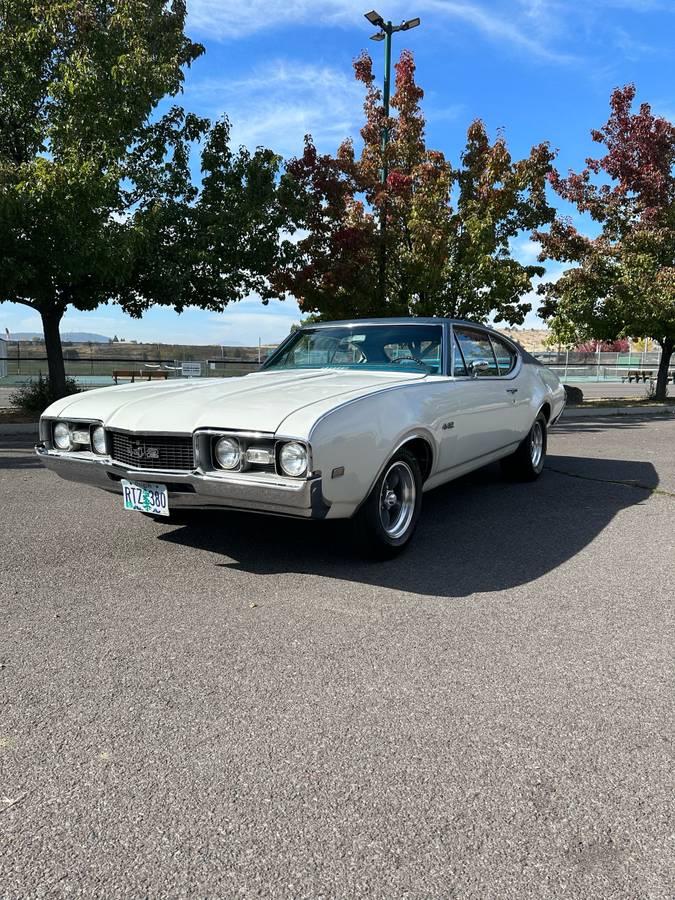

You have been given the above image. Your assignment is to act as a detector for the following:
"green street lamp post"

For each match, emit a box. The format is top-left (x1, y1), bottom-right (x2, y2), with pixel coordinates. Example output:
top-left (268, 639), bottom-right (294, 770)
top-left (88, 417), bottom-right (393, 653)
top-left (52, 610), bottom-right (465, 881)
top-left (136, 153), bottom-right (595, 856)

top-left (364, 10), bottom-right (420, 305)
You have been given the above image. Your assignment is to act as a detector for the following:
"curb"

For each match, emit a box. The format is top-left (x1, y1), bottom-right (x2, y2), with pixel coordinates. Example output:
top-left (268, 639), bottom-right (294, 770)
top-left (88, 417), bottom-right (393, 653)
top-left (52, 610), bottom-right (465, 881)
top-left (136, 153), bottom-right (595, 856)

top-left (0, 422), bottom-right (39, 436)
top-left (562, 405), bottom-right (675, 418)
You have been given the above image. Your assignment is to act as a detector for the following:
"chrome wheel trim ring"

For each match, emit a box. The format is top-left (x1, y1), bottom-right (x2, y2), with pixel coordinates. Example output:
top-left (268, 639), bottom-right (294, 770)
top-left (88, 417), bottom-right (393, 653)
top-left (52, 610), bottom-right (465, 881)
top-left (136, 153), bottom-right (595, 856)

top-left (530, 421), bottom-right (544, 468)
top-left (379, 461), bottom-right (416, 539)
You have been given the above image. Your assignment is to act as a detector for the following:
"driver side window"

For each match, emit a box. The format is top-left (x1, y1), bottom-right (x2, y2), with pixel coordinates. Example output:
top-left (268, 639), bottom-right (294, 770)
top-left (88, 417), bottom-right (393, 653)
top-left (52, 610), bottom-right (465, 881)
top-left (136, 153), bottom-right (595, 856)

top-left (454, 328), bottom-right (499, 376)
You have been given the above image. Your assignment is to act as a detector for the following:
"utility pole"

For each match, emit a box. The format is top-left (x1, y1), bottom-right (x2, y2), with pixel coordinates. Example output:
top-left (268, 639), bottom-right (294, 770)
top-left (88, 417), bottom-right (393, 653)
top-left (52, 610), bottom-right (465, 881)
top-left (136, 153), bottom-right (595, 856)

top-left (364, 10), bottom-right (420, 306)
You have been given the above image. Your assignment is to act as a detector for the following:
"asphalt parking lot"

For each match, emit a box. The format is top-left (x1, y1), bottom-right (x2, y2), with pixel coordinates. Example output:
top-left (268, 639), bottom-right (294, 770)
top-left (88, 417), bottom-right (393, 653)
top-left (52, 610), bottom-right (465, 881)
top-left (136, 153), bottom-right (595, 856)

top-left (1, 417), bottom-right (673, 898)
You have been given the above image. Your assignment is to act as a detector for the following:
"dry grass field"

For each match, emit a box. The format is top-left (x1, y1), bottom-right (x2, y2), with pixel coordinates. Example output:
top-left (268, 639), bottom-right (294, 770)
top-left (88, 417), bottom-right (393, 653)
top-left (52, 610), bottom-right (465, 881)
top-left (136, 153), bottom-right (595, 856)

top-left (13, 327), bottom-right (552, 362)
top-left (498, 328), bottom-right (550, 352)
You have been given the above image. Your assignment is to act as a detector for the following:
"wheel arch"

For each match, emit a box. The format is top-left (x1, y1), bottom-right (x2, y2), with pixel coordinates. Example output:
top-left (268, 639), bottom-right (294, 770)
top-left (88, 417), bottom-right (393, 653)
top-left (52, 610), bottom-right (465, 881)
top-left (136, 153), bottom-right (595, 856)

top-left (539, 401), bottom-right (552, 423)
top-left (396, 435), bottom-right (434, 483)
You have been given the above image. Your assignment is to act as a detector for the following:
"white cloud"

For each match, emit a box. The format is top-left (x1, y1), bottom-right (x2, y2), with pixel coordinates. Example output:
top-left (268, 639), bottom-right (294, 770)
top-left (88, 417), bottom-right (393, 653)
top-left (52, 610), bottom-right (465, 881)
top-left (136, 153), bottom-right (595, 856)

top-left (188, 0), bottom-right (363, 38)
top-left (188, 61), bottom-right (363, 156)
top-left (511, 237), bottom-right (542, 264)
top-left (188, 0), bottom-right (576, 63)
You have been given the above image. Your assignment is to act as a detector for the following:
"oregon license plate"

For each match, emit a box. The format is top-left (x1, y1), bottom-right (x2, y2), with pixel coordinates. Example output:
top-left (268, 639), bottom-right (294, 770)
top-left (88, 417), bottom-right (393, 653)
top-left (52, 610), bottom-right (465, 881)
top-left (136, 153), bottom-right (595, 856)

top-left (121, 480), bottom-right (169, 516)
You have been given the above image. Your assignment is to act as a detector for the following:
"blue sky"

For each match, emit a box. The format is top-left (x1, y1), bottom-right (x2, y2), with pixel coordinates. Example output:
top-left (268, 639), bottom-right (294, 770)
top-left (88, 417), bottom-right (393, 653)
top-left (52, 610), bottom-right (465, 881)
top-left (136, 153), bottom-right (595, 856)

top-left (2, 0), bottom-right (673, 346)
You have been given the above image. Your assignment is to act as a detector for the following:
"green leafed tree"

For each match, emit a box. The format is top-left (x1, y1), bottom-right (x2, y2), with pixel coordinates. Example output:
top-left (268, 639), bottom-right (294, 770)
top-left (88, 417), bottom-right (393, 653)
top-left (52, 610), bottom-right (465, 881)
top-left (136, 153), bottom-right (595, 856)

top-left (273, 50), bottom-right (555, 327)
top-left (0, 1), bottom-right (300, 399)
top-left (536, 85), bottom-right (675, 400)
top-left (123, 116), bottom-right (301, 319)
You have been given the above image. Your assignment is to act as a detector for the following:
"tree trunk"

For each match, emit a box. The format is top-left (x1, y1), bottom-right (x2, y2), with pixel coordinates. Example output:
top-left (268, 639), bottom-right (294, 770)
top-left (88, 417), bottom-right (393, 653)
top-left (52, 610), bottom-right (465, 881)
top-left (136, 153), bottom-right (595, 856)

top-left (40, 306), bottom-right (67, 398)
top-left (654, 337), bottom-right (674, 402)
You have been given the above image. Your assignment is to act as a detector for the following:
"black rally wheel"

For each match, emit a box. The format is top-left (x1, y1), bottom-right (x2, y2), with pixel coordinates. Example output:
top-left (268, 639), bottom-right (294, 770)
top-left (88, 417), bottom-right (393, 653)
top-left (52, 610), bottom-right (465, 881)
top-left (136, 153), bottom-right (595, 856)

top-left (353, 448), bottom-right (423, 558)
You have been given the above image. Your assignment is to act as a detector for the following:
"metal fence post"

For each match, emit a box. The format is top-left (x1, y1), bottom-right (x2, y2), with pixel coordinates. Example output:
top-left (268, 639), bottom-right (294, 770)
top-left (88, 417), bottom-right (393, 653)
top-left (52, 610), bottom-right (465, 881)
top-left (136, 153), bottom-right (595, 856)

top-left (596, 342), bottom-right (601, 381)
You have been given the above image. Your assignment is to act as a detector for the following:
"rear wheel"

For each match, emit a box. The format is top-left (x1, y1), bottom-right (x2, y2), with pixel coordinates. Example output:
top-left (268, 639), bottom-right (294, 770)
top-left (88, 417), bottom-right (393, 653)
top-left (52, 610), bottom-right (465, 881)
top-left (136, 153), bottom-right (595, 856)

top-left (353, 449), bottom-right (423, 558)
top-left (501, 412), bottom-right (547, 481)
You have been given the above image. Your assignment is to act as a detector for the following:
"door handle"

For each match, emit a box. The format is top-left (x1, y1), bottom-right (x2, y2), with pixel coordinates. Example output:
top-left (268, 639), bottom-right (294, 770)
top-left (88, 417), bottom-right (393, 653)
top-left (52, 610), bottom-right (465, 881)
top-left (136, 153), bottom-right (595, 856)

top-left (506, 388), bottom-right (518, 394)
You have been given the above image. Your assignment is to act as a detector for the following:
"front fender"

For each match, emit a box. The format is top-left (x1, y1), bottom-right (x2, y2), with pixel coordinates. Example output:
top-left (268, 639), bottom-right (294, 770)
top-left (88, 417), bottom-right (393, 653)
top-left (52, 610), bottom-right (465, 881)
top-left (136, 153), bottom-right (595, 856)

top-left (305, 384), bottom-right (441, 518)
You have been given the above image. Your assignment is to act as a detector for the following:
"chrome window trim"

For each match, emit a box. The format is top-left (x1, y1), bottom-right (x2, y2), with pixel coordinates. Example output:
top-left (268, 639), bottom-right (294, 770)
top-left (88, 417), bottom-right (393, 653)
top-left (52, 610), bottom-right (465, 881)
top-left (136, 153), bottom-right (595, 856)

top-left (488, 333), bottom-right (518, 377)
top-left (449, 324), bottom-right (523, 381)
top-left (263, 321), bottom-right (446, 376)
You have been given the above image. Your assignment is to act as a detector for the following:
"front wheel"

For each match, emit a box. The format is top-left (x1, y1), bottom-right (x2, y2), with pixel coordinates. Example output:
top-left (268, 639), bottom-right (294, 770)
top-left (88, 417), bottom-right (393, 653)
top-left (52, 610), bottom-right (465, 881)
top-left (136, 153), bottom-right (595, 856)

top-left (353, 449), bottom-right (423, 558)
top-left (500, 412), bottom-right (547, 481)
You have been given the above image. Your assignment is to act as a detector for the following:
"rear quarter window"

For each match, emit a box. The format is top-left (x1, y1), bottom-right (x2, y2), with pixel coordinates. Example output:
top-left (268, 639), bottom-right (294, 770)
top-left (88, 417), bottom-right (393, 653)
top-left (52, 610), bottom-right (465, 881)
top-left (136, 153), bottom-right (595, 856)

top-left (490, 335), bottom-right (518, 375)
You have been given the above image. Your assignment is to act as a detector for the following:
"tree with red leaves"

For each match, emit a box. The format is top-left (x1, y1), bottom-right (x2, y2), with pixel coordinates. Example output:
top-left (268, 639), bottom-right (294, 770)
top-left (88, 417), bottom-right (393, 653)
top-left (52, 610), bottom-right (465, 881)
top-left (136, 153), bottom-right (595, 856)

top-left (536, 85), bottom-right (675, 400)
top-left (275, 50), bottom-right (555, 326)
top-left (576, 338), bottom-right (630, 353)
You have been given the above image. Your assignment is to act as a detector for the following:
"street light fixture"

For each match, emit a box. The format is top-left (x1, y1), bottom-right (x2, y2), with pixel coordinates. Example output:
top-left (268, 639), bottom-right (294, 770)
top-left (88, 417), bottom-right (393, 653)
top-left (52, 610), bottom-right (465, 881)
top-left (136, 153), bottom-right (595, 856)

top-left (364, 9), bottom-right (385, 26)
top-left (363, 9), bottom-right (421, 302)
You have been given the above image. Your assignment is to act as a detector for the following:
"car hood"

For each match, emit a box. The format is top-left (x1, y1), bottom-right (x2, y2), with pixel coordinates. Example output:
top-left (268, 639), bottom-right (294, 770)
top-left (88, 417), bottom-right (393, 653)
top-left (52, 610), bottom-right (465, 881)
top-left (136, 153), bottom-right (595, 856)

top-left (43, 369), bottom-right (428, 435)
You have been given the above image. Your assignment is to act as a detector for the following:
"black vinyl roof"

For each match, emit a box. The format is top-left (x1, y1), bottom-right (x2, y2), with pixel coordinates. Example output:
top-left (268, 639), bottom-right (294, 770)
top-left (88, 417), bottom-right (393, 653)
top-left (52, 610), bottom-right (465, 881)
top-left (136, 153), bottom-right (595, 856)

top-left (303, 317), bottom-right (485, 328)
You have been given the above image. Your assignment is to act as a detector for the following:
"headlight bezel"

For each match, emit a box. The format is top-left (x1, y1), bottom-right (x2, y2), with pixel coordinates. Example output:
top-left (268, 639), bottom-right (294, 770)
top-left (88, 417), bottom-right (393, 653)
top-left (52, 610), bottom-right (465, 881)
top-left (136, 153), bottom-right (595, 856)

top-left (278, 440), bottom-right (309, 478)
top-left (91, 425), bottom-right (108, 456)
top-left (204, 430), bottom-right (312, 479)
top-left (47, 419), bottom-right (108, 455)
top-left (53, 421), bottom-right (71, 450)
top-left (213, 435), bottom-right (242, 470)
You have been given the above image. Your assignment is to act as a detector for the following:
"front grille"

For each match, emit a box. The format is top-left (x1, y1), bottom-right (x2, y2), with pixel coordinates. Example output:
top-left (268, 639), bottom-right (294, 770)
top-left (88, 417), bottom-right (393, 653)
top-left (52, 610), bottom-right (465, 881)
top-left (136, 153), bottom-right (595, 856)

top-left (109, 431), bottom-right (195, 471)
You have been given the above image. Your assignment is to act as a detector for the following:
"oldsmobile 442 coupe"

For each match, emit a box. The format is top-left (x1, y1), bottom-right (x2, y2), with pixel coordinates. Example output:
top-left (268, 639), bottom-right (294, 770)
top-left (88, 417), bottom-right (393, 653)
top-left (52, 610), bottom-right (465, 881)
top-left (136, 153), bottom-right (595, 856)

top-left (37, 318), bottom-right (565, 556)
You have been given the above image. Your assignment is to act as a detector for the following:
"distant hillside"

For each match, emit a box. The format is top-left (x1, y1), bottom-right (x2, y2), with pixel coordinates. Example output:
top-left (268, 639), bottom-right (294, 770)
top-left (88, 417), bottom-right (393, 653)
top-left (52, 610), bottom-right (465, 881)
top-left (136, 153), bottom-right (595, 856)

top-left (499, 328), bottom-right (550, 352)
top-left (8, 331), bottom-right (111, 343)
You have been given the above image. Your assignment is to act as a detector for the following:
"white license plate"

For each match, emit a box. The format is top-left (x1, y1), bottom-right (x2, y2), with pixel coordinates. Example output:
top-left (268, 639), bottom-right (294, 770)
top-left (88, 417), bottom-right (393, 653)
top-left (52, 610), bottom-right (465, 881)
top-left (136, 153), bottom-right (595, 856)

top-left (121, 480), bottom-right (169, 516)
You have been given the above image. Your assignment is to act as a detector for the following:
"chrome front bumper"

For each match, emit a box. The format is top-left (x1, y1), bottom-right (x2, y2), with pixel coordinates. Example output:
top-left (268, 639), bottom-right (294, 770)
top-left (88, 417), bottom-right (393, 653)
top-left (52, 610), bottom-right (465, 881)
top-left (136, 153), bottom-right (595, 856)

top-left (35, 446), bottom-right (329, 519)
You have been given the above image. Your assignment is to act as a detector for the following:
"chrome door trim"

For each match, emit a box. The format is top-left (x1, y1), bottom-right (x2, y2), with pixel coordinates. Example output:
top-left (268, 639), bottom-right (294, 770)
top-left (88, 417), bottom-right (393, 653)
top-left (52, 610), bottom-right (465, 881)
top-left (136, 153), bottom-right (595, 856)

top-left (449, 323), bottom-right (523, 381)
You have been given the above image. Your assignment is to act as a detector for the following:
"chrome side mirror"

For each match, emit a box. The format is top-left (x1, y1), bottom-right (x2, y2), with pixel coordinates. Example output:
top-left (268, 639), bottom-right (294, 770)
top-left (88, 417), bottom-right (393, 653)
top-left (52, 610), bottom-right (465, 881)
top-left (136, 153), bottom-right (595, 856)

top-left (469, 359), bottom-right (491, 377)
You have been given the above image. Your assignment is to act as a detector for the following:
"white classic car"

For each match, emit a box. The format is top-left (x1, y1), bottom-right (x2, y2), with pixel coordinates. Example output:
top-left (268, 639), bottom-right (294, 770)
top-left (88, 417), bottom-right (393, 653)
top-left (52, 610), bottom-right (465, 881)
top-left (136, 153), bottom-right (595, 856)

top-left (37, 318), bottom-right (565, 556)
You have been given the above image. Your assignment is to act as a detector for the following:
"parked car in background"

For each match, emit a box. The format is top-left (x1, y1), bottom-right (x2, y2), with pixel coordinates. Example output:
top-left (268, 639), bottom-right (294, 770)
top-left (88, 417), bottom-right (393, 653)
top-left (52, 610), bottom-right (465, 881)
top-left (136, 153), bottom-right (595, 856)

top-left (37, 318), bottom-right (565, 556)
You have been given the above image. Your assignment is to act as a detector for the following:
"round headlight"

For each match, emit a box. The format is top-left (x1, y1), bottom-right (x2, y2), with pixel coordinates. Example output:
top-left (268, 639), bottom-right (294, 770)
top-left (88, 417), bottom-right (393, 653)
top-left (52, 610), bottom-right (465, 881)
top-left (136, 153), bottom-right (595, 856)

top-left (214, 436), bottom-right (241, 470)
top-left (279, 441), bottom-right (308, 477)
top-left (92, 425), bottom-right (107, 455)
top-left (53, 422), bottom-right (71, 450)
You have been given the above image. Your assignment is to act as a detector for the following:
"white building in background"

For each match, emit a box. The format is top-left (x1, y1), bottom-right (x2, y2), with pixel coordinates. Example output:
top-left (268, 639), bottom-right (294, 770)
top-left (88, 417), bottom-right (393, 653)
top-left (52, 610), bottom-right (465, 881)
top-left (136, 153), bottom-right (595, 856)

top-left (0, 336), bottom-right (7, 378)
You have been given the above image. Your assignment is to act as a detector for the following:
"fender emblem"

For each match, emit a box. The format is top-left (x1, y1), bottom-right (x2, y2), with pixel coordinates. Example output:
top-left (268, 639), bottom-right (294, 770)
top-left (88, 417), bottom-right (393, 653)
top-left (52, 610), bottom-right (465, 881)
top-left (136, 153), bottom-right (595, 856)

top-left (442, 421), bottom-right (455, 430)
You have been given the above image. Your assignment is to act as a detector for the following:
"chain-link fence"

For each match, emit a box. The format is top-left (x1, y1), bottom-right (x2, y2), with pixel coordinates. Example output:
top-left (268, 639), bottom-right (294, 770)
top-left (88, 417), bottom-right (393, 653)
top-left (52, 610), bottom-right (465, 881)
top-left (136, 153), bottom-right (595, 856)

top-left (1, 344), bottom-right (671, 386)
top-left (533, 350), bottom-right (671, 382)
top-left (0, 354), bottom-right (261, 386)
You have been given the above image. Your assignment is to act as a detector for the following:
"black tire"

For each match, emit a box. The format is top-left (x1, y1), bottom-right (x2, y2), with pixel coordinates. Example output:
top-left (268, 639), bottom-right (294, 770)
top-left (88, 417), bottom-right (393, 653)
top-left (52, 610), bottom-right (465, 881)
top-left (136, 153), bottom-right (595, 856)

top-left (353, 448), bottom-right (423, 558)
top-left (500, 412), bottom-right (547, 481)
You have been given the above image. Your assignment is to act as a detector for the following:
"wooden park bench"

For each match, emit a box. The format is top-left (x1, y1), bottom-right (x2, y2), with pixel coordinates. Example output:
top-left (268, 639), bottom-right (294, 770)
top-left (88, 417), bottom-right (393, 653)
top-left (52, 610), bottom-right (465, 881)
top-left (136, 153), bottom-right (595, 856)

top-left (621, 369), bottom-right (675, 384)
top-left (113, 369), bottom-right (170, 384)
top-left (622, 369), bottom-right (651, 383)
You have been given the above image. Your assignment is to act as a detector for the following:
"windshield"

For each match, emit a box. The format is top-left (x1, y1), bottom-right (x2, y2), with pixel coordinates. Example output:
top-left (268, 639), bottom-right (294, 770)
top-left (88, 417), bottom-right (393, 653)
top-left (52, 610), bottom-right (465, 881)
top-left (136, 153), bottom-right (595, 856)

top-left (265, 324), bottom-right (443, 374)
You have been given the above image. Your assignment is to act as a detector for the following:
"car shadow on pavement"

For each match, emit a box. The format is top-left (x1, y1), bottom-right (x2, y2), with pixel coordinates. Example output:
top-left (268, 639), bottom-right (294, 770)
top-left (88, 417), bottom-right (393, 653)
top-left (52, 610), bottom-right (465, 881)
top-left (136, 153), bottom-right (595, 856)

top-left (157, 455), bottom-right (659, 598)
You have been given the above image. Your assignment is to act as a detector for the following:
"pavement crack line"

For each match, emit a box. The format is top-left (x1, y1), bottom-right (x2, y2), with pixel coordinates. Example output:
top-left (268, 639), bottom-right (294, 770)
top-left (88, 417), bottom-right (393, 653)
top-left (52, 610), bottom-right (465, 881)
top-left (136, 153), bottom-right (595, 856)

top-left (545, 465), bottom-right (675, 498)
